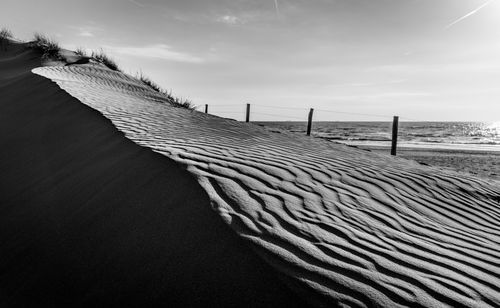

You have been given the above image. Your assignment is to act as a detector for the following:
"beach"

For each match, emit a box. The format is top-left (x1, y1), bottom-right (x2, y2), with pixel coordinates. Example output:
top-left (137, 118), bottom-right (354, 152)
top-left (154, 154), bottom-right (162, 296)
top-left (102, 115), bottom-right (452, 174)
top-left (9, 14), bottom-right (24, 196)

top-left (1, 40), bottom-right (500, 307)
top-left (356, 146), bottom-right (500, 183)
top-left (257, 121), bottom-right (500, 183)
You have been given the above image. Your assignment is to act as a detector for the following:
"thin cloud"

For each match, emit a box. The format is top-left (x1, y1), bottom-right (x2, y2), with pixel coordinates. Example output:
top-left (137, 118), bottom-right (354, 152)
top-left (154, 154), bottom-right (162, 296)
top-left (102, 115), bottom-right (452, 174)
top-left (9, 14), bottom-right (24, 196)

top-left (445, 0), bottom-right (494, 29)
top-left (216, 15), bottom-right (243, 25)
top-left (328, 80), bottom-right (408, 88)
top-left (105, 44), bottom-right (204, 63)
top-left (79, 31), bottom-right (94, 37)
top-left (165, 7), bottom-right (277, 25)
top-left (70, 25), bottom-right (101, 38)
top-left (128, 0), bottom-right (145, 8)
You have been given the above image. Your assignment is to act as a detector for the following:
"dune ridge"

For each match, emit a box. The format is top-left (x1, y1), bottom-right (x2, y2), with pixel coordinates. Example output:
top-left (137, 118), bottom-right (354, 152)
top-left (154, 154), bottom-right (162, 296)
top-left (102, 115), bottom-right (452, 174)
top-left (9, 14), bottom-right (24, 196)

top-left (0, 44), bottom-right (312, 307)
top-left (32, 63), bottom-right (500, 307)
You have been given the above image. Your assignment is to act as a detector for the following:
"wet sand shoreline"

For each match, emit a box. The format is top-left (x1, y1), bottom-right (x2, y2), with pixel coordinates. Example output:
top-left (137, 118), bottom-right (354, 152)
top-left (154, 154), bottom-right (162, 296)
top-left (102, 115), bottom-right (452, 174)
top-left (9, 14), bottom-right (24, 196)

top-left (358, 145), bottom-right (500, 183)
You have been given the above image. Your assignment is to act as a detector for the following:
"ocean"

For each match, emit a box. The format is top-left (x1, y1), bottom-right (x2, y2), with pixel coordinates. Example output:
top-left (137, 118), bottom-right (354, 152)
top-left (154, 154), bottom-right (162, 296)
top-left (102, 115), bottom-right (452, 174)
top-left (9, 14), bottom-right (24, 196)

top-left (254, 121), bottom-right (500, 152)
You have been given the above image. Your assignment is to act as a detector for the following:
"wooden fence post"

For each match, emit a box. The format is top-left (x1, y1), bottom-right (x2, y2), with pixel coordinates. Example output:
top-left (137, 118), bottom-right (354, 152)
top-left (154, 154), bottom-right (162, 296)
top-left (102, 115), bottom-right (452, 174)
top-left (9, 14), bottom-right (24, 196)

top-left (391, 116), bottom-right (399, 156)
top-left (307, 108), bottom-right (314, 136)
top-left (246, 103), bottom-right (250, 122)
top-left (205, 104), bottom-right (208, 114)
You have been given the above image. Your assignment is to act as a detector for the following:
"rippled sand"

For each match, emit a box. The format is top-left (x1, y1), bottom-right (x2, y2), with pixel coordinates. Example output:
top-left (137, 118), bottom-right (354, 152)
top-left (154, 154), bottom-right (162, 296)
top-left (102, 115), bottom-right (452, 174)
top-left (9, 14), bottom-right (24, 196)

top-left (30, 62), bottom-right (500, 307)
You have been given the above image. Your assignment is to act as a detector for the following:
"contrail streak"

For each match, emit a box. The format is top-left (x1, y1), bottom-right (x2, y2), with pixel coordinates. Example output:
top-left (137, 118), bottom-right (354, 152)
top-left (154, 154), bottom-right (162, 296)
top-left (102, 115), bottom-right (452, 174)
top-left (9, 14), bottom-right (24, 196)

top-left (274, 0), bottom-right (280, 16)
top-left (445, 0), bottom-right (494, 29)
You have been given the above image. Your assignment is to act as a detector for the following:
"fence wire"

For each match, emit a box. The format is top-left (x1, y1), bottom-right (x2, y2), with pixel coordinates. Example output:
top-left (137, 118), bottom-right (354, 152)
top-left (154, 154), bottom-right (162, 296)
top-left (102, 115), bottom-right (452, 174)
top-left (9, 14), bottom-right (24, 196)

top-left (196, 103), bottom-right (426, 122)
top-left (193, 103), bottom-right (436, 156)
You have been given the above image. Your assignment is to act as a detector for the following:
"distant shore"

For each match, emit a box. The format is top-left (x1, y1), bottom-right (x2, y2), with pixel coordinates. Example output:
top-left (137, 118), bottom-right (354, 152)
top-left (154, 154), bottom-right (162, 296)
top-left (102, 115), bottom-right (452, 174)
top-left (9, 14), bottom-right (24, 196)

top-left (257, 123), bottom-right (500, 183)
top-left (356, 145), bottom-right (500, 183)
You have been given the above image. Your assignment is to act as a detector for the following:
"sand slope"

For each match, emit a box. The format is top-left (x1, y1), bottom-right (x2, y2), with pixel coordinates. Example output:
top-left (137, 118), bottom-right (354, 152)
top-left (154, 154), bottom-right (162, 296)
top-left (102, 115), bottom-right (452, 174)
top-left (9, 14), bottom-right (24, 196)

top-left (0, 44), bottom-right (312, 307)
top-left (31, 62), bottom-right (500, 307)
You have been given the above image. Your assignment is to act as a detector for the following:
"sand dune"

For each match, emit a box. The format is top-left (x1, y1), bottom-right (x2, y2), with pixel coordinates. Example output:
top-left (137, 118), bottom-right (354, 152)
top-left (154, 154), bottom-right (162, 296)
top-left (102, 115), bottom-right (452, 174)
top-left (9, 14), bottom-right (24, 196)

top-left (28, 58), bottom-right (500, 307)
top-left (0, 44), bottom-right (311, 307)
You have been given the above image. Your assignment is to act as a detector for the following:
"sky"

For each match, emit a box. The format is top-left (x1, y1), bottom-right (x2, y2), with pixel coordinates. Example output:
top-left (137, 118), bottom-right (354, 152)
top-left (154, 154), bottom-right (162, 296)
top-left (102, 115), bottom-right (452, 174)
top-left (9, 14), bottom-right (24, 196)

top-left (2, 0), bottom-right (499, 122)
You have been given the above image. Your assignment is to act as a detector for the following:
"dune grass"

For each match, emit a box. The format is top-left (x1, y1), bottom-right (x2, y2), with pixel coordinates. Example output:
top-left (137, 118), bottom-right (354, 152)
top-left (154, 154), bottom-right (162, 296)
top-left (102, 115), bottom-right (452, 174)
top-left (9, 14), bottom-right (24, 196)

top-left (30, 33), bottom-right (61, 59)
top-left (169, 95), bottom-right (194, 109)
top-left (138, 72), bottom-right (163, 92)
top-left (0, 27), bottom-right (13, 40)
top-left (75, 47), bottom-right (88, 57)
top-left (137, 72), bottom-right (194, 109)
top-left (1, 27), bottom-right (193, 110)
top-left (91, 49), bottom-right (120, 71)
top-left (0, 27), bottom-right (13, 50)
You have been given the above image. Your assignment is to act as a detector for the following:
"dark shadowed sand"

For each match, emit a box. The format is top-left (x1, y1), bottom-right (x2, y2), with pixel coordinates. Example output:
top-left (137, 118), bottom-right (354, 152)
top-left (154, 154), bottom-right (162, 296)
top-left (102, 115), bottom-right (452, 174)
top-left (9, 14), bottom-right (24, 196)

top-left (0, 44), bottom-right (311, 307)
top-left (2, 41), bottom-right (500, 307)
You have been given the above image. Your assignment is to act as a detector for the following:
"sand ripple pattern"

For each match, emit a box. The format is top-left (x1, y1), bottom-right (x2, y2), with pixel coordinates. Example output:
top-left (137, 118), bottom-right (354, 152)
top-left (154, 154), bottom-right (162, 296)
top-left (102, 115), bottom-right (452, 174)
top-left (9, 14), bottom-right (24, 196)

top-left (34, 65), bottom-right (500, 308)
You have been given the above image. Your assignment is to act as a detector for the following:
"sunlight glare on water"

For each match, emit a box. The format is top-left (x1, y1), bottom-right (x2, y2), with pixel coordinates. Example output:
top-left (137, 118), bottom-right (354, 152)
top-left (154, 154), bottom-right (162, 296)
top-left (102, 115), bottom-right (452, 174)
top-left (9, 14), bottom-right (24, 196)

top-left (461, 122), bottom-right (500, 145)
top-left (258, 121), bottom-right (500, 150)
top-left (486, 121), bottom-right (500, 132)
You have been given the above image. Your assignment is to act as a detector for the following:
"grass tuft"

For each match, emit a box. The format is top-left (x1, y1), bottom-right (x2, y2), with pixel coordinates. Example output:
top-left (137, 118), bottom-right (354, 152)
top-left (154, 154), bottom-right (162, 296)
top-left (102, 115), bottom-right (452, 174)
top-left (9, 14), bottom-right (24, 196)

top-left (0, 27), bottom-right (13, 49)
top-left (137, 71), bottom-right (194, 109)
top-left (91, 49), bottom-right (120, 71)
top-left (0, 27), bottom-right (13, 40)
top-left (163, 89), bottom-right (194, 109)
top-left (138, 72), bottom-right (163, 92)
top-left (1, 27), bottom-right (194, 109)
top-left (169, 96), bottom-right (194, 109)
top-left (30, 33), bottom-right (61, 59)
top-left (75, 47), bottom-right (88, 57)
